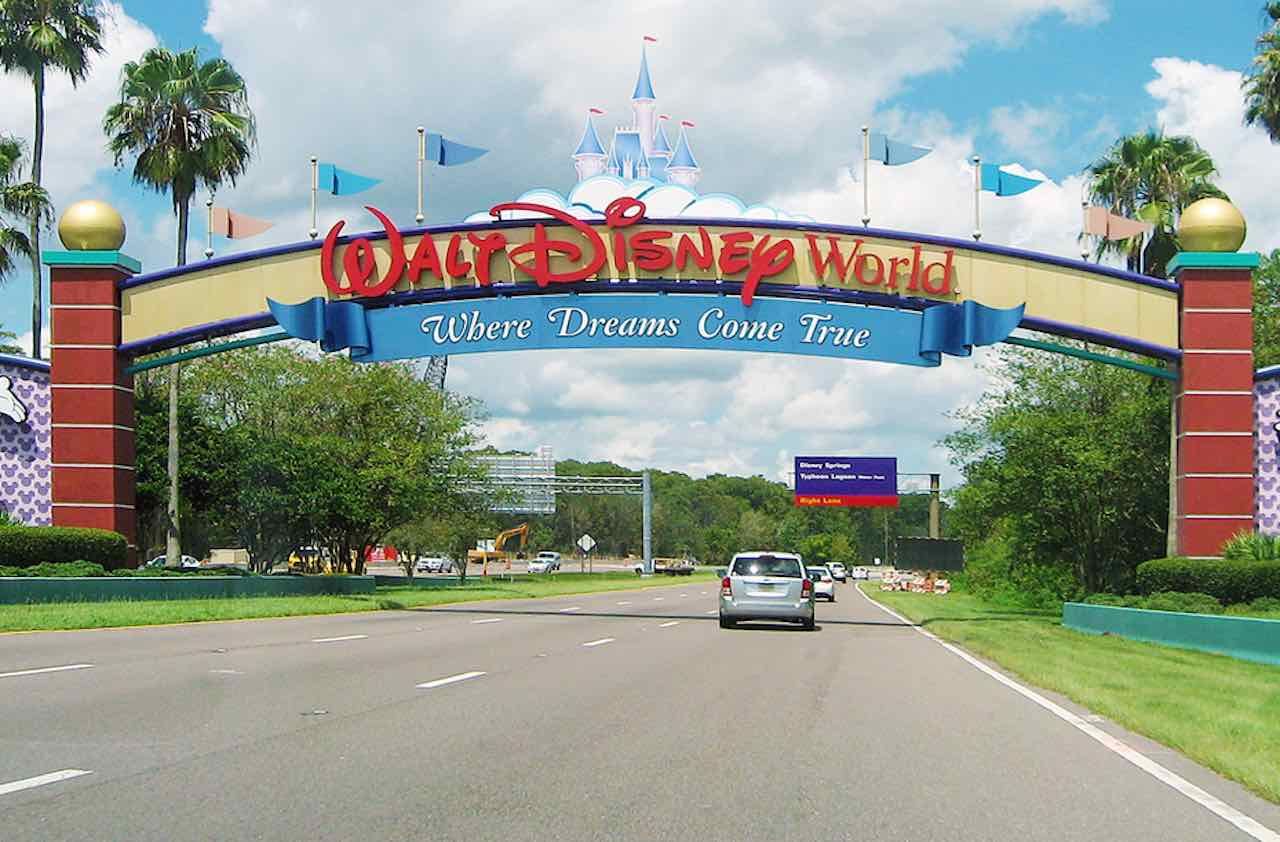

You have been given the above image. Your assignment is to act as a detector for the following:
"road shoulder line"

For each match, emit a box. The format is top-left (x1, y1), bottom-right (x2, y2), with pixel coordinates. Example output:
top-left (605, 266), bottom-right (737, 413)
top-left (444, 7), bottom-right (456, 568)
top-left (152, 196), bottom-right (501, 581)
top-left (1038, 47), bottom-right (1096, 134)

top-left (854, 584), bottom-right (1280, 842)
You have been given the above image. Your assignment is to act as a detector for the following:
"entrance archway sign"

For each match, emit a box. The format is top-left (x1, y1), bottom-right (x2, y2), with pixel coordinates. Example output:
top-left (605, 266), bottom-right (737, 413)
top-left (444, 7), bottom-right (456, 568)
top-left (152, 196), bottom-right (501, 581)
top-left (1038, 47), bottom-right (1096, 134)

top-left (42, 196), bottom-right (1256, 560)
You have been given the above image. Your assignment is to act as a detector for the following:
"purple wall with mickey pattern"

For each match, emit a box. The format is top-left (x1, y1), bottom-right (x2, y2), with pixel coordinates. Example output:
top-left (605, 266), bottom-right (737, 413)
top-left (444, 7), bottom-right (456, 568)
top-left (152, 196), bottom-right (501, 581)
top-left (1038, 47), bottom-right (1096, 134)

top-left (1254, 372), bottom-right (1280, 535)
top-left (0, 356), bottom-right (51, 526)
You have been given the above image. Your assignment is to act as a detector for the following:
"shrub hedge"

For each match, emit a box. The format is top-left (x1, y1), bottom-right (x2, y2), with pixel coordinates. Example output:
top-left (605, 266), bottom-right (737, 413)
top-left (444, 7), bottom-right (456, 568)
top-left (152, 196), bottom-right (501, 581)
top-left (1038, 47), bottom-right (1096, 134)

top-left (0, 527), bottom-right (128, 569)
top-left (1136, 557), bottom-right (1280, 603)
top-left (0, 562), bottom-right (257, 578)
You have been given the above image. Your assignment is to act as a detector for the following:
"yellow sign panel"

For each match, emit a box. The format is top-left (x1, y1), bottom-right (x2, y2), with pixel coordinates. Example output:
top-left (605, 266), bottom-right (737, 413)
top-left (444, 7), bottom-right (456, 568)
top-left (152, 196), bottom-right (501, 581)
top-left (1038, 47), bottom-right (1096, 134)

top-left (120, 211), bottom-right (1178, 355)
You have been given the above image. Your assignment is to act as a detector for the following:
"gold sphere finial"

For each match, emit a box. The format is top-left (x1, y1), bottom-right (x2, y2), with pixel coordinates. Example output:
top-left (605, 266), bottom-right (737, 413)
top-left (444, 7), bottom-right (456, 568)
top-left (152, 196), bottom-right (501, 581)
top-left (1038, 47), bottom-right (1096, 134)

top-left (57, 200), bottom-right (126, 251)
top-left (1178, 198), bottom-right (1246, 253)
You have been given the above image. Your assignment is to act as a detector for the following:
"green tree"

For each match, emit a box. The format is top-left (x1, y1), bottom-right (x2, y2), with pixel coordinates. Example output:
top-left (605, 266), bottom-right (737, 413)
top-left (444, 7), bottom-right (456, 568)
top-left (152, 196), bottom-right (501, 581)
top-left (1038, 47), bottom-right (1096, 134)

top-left (945, 345), bottom-right (1170, 596)
top-left (0, 0), bottom-right (103, 359)
top-left (1086, 130), bottom-right (1225, 278)
top-left (104, 46), bottom-right (257, 570)
top-left (1244, 3), bottom-right (1280, 142)
top-left (1253, 250), bottom-right (1280, 368)
top-left (184, 347), bottom-right (483, 575)
top-left (0, 134), bottom-right (49, 294)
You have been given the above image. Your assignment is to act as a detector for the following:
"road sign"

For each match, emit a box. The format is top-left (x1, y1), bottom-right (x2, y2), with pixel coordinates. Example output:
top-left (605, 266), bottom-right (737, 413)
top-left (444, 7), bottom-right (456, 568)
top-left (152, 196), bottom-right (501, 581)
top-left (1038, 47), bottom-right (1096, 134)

top-left (794, 456), bottom-right (898, 507)
top-left (577, 533), bottom-right (596, 553)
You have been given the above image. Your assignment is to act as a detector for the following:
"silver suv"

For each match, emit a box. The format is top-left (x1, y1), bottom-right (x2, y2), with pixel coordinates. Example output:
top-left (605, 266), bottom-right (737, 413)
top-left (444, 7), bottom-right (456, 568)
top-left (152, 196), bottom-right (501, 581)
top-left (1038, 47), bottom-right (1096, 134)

top-left (719, 551), bottom-right (815, 630)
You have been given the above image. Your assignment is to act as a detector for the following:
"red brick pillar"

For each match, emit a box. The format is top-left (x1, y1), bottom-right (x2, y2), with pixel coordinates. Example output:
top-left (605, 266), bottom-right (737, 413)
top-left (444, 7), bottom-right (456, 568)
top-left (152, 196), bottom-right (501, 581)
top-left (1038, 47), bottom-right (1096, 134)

top-left (44, 250), bottom-right (140, 562)
top-left (1169, 252), bottom-right (1260, 557)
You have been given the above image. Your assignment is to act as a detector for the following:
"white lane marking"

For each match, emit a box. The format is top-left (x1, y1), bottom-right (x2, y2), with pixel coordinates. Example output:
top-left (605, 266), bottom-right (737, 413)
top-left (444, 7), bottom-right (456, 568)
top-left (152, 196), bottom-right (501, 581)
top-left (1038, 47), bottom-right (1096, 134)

top-left (705, 610), bottom-right (718, 615)
top-left (0, 663), bottom-right (93, 679)
top-left (853, 586), bottom-right (1280, 842)
top-left (700, 591), bottom-right (708, 595)
top-left (659, 621), bottom-right (680, 628)
top-left (652, 597), bottom-right (665, 601)
top-left (680, 594), bottom-right (688, 598)
top-left (416, 671), bottom-right (486, 690)
top-left (616, 600), bottom-right (632, 605)
top-left (209, 669), bottom-right (243, 675)
top-left (582, 638), bottom-right (615, 648)
top-left (558, 606), bottom-right (581, 612)
top-left (311, 634), bottom-right (368, 643)
top-left (0, 769), bottom-right (92, 797)
top-left (471, 618), bottom-right (505, 624)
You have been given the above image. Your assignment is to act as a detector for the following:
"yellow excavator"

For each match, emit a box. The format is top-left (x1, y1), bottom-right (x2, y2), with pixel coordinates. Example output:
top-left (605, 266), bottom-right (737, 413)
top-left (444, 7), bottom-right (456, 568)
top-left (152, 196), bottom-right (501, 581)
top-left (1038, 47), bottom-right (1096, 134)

top-left (466, 523), bottom-right (530, 576)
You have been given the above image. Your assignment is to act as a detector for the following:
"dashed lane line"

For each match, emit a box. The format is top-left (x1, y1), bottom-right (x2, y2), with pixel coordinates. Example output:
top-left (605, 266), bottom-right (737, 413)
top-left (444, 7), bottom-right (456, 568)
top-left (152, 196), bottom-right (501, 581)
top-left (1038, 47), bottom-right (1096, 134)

top-left (0, 664), bottom-right (93, 679)
top-left (0, 769), bottom-right (92, 797)
top-left (416, 671), bottom-right (487, 690)
top-left (582, 638), bottom-right (615, 648)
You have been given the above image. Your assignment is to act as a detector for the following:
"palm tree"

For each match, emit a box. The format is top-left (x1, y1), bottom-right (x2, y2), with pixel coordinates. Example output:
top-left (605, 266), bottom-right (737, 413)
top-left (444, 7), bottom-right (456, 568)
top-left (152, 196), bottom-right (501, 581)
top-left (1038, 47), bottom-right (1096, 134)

top-left (0, 0), bottom-right (103, 359)
top-left (1244, 2), bottom-right (1280, 141)
top-left (0, 135), bottom-right (51, 288)
top-left (1086, 130), bottom-right (1225, 279)
top-left (104, 46), bottom-right (256, 566)
top-left (1087, 130), bottom-right (1227, 558)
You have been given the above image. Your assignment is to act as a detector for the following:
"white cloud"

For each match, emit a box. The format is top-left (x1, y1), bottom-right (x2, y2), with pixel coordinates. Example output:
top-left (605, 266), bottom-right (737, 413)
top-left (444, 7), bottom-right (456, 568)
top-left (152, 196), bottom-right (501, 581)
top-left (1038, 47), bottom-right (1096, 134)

top-left (990, 102), bottom-right (1069, 163)
top-left (1145, 57), bottom-right (1280, 253)
top-left (0, 2), bottom-right (158, 202)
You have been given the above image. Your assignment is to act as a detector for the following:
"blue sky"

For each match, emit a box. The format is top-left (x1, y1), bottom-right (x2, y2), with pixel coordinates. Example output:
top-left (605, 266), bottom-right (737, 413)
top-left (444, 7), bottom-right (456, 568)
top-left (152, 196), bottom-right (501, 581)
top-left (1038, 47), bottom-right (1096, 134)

top-left (1, 1), bottom-right (1274, 480)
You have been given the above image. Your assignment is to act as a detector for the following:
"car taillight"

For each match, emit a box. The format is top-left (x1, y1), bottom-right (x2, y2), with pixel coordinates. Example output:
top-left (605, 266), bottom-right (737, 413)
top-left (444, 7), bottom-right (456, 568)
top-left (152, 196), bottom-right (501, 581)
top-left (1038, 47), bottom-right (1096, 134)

top-left (801, 578), bottom-right (813, 598)
top-left (721, 576), bottom-right (732, 597)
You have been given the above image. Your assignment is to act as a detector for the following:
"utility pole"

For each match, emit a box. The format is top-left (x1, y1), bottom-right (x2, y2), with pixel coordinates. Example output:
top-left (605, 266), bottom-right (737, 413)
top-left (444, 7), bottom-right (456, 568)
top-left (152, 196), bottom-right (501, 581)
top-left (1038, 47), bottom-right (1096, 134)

top-left (929, 473), bottom-right (941, 539)
top-left (883, 508), bottom-right (890, 566)
top-left (642, 471), bottom-right (653, 575)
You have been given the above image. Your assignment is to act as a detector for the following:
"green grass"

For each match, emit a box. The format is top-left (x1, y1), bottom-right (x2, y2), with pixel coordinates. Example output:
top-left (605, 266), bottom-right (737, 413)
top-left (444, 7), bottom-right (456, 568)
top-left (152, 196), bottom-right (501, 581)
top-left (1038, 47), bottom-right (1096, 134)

top-left (0, 570), bottom-right (715, 634)
top-left (860, 583), bottom-right (1280, 804)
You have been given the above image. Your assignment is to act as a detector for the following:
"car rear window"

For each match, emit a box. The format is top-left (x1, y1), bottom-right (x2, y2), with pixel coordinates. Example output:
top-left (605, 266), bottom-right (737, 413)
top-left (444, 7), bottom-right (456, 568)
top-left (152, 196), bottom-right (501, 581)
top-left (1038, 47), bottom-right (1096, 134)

top-left (732, 555), bottom-right (802, 577)
top-left (807, 568), bottom-right (828, 577)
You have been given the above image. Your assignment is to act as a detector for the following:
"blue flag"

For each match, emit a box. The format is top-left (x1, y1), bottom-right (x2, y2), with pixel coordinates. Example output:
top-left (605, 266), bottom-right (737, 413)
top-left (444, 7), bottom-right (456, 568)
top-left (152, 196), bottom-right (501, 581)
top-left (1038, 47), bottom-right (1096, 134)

top-left (425, 132), bottom-right (488, 167)
top-left (868, 132), bottom-right (931, 166)
top-left (317, 163), bottom-right (381, 196)
top-left (920, 300), bottom-right (1025, 364)
top-left (979, 163), bottom-right (1042, 197)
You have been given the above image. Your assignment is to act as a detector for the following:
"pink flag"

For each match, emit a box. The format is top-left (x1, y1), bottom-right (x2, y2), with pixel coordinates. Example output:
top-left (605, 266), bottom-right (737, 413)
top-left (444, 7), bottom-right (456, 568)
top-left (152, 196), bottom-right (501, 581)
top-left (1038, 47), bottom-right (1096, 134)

top-left (589, 107), bottom-right (606, 115)
top-left (643, 35), bottom-right (658, 43)
top-left (1084, 206), bottom-right (1153, 240)
top-left (658, 114), bottom-right (670, 120)
top-left (680, 119), bottom-right (695, 128)
top-left (211, 207), bottom-right (274, 239)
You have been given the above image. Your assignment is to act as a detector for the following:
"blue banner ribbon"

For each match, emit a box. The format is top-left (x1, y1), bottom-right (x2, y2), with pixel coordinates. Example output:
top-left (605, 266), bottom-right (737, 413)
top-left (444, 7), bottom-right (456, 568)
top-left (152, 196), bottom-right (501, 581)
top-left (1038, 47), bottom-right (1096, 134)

top-left (919, 299), bottom-right (1026, 364)
top-left (267, 297), bottom-right (371, 358)
top-left (267, 293), bottom-right (1024, 368)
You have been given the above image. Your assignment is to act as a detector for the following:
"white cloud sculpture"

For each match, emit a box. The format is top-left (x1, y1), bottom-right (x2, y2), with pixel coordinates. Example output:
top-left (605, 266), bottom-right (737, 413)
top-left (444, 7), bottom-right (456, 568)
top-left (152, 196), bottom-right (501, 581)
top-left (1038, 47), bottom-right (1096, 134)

top-left (466, 175), bottom-right (816, 224)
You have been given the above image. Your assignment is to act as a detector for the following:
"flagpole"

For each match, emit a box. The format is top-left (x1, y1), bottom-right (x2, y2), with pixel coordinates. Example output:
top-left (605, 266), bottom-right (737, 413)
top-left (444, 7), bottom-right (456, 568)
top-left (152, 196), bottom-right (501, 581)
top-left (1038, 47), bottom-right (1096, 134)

top-left (416, 126), bottom-right (426, 225)
top-left (861, 125), bottom-right (870, 227)
top-left (204, 197), bottom-right (215, 259)
top-left (309, 156), bottom-right (319, 240)
top-left (972, 155), bottom-right (982, 242)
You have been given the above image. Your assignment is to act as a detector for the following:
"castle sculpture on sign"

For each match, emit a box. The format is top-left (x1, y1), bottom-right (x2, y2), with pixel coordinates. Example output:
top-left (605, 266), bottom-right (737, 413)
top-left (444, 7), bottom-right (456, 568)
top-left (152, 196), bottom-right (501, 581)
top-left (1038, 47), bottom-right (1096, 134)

top-left (571, 47), bottom-right (701, 188)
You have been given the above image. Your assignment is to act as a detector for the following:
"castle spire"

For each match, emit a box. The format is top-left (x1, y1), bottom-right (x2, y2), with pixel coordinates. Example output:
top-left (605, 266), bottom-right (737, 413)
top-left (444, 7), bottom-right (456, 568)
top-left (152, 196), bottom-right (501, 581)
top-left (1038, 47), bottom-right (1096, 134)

top-left (633, 46), bottom-right (656, 101)
top-left (573, 115), bottom-right (605, 156)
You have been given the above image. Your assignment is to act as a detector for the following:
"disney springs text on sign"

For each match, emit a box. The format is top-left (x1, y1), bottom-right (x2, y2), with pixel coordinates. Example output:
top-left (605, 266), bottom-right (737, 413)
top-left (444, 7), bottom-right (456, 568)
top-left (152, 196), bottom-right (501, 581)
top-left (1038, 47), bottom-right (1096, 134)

top-left (319, 197), bottom-right (959, 307)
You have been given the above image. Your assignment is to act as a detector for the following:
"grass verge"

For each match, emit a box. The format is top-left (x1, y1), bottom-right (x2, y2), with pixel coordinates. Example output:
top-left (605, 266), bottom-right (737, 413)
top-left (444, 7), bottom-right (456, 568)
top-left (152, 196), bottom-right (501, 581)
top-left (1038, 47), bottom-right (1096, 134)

top-left (0, 570), bottom-right (715, 634)
top-left (860, 582), bottom-right (1280, 805)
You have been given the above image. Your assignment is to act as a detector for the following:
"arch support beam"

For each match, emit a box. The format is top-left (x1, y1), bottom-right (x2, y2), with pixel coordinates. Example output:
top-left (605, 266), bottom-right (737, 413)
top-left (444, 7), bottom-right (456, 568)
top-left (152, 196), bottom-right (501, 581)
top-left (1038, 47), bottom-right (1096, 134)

top-left (43, 250), bottom-right (139, 562)
top-left (1170, 251), bottom-right (1261, 558)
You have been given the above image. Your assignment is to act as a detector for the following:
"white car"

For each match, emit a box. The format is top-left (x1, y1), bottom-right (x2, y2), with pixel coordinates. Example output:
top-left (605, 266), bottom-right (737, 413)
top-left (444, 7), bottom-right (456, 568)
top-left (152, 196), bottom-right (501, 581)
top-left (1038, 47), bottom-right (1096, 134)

top-left (414, 556), bottom-right (454, 574)
top-left (806, 566), bottom-right (836, 602)
top-left (828, 562), bottom-right (847, 582)
top-left (528, 551), bottom-right (561, 574)
top-left (147, 554), bottom-right (200, 569)
top-left (850, 566), bottom-right (869, 580)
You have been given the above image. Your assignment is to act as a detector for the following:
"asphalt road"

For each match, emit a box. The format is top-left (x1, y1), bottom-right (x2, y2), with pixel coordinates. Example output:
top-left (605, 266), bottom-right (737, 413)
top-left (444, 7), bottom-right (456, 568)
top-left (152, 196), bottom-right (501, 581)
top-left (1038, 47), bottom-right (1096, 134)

top-left (2, 580), bottom-right (1278, 841)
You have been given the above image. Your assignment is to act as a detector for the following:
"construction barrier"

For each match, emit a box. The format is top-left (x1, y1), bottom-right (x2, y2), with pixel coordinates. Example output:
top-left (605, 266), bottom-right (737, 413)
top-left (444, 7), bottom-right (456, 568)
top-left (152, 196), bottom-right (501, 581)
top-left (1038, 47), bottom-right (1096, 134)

top-left (1062, 602), bottom-right (1280, 667)
top-left (0, 575), bottom-right (376, 605)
